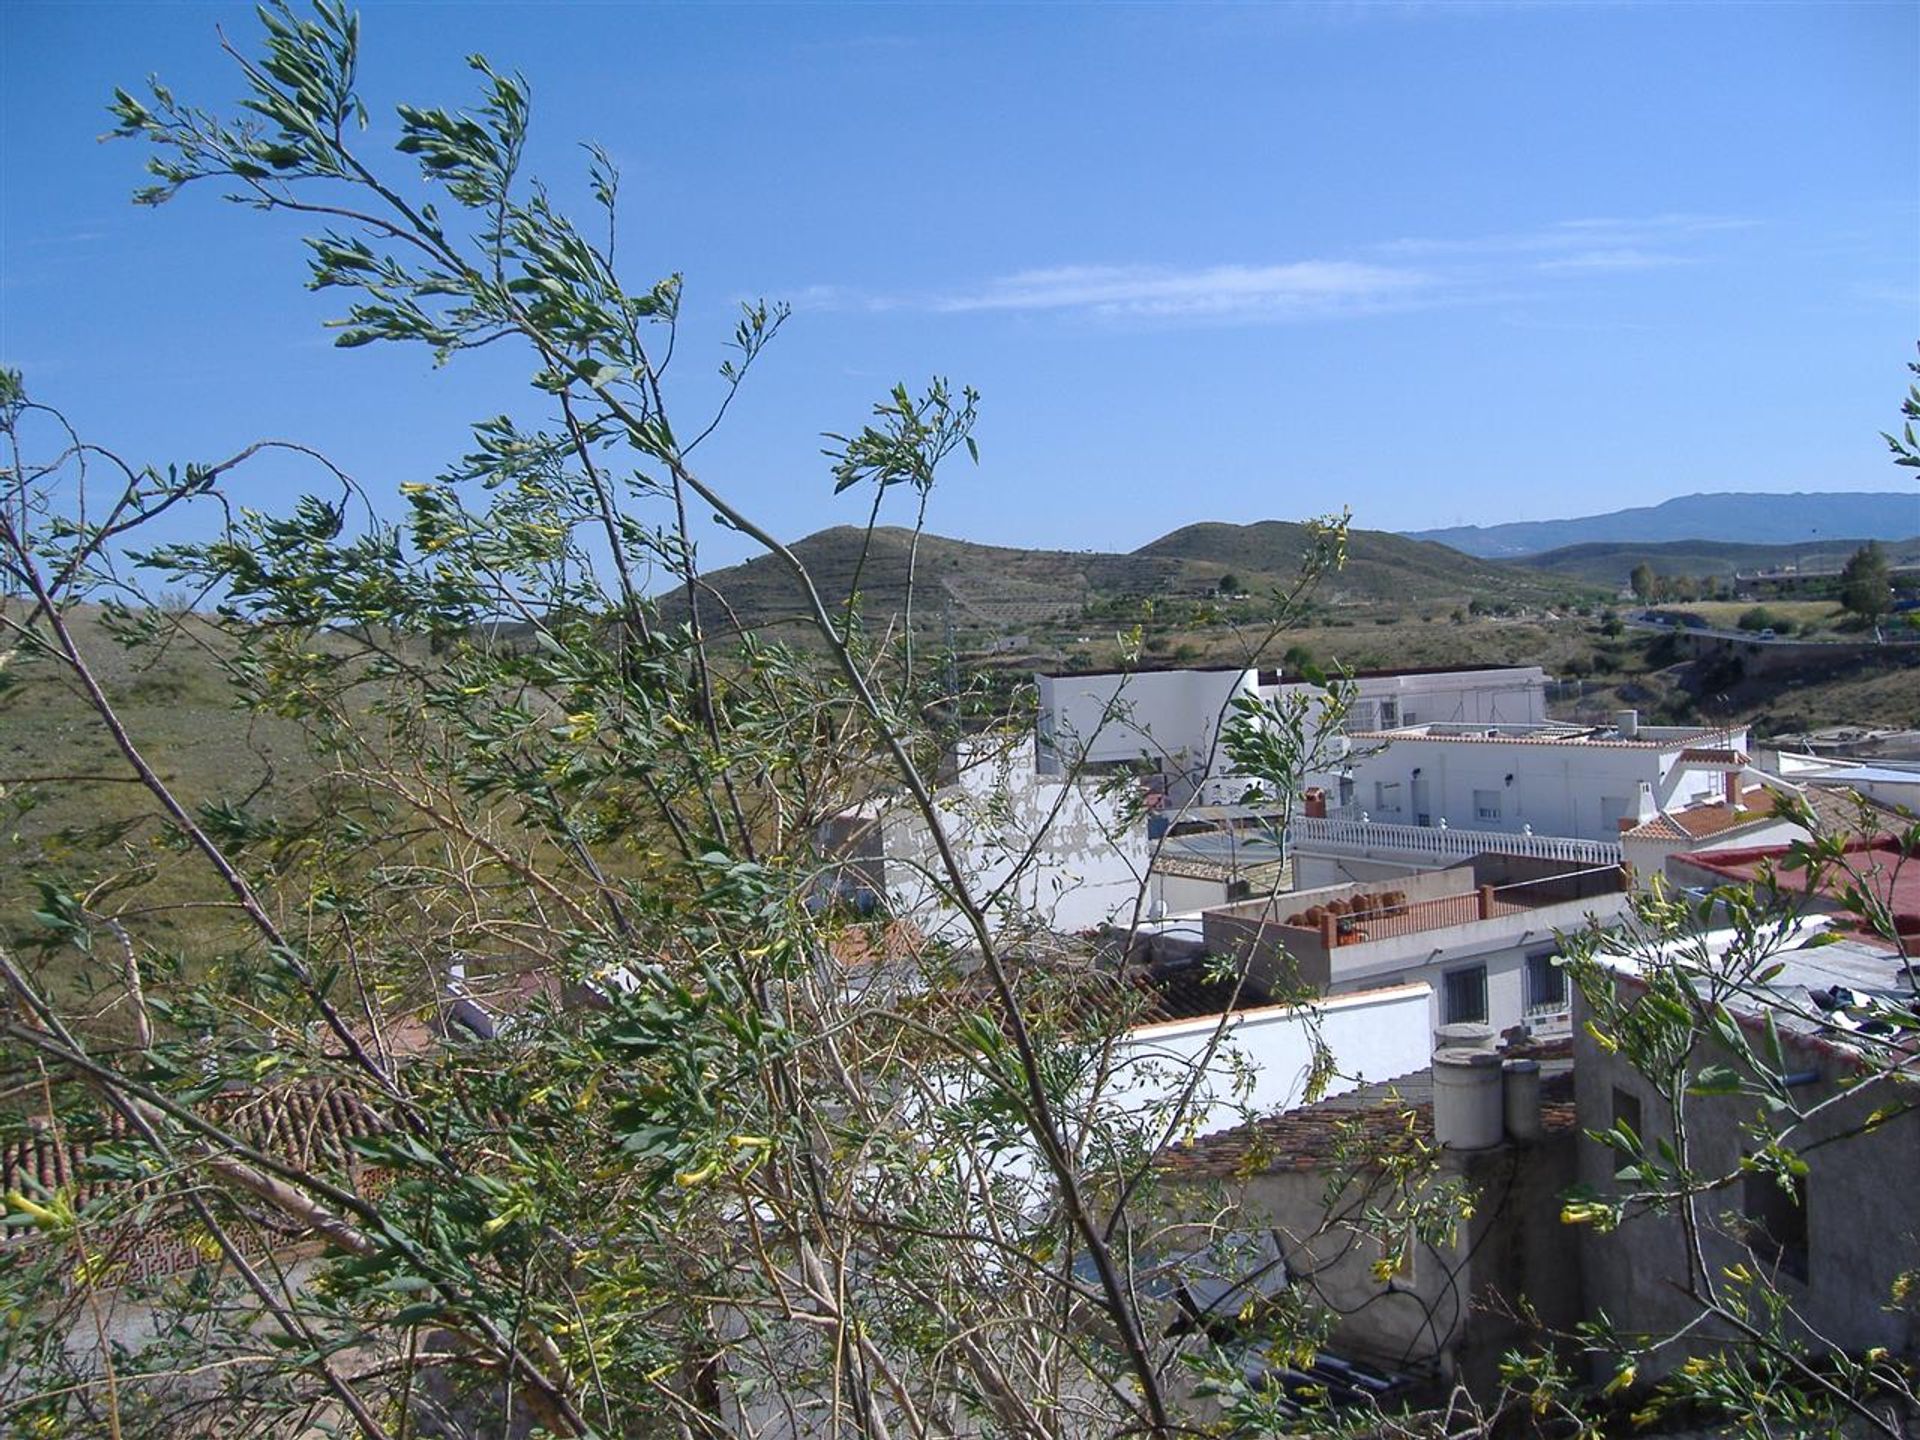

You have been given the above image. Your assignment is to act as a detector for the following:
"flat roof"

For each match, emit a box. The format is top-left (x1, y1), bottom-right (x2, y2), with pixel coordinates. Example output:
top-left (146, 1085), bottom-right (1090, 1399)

top-left (1350, 721), bottom-right (1733, 750)
top-left (1037, 662), bottom-right (1545, 683)
top-left (1678, 836), bottom-right (1920, 938)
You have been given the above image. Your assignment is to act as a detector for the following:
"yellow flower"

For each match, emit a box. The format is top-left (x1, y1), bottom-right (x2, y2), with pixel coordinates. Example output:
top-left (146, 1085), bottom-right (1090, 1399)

top-left (1604, 1363), bottom-right (1637, 1396)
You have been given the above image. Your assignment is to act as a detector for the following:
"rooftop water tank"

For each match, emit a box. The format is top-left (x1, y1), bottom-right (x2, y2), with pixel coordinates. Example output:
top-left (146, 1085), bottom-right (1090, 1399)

top-left (1432, 1048), bottom-right (1505, 1150)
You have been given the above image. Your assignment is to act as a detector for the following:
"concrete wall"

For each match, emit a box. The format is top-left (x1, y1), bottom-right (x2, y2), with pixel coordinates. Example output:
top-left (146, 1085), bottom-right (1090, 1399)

top-left (1573, 975), bottom-right (1920, 1379)
top-left (1176, 1121), bottom-right (1580, 1393)
top-left (1343, 667), bottom-right (1549, 733)
top-left (875, 738), bottom-right (1152, 942)
top-left (1109, 984), bottom-right (1434, 1141)
top-left (1036, 668), bottom-right (1264, 778)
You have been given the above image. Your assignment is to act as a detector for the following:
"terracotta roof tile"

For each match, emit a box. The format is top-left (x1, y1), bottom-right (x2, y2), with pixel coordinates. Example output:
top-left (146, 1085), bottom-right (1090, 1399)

top-left (1624, 804), bottom-right (1771, 842)
top-left (0, 1083), bottom-right (388, 1281)
top-left (1677, 747), bottom-right (1751, 767)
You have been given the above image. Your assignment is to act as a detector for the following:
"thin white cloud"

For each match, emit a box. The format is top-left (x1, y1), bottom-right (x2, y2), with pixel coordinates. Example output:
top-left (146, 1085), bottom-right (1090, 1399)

top-left (1535, 248), bottom-right (1692, 274)
top-left (1377, 213), bottom-right (1754, 260)
top-left (922, 260), bottom-right (1434, 320)
top-left (792, 214), bottom-right (1747, 327)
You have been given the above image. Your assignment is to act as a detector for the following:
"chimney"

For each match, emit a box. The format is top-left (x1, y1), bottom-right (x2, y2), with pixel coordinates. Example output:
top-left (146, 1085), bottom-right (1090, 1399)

top-left (1503, 1058), bottom-right (1543, 1143)
top-left (1613, 709), bottom-right (1639, 739)
top-left (1728, 770), bottom-right (1745, 810)
top-left (1433, 1049), bottom-right (1505, 1150)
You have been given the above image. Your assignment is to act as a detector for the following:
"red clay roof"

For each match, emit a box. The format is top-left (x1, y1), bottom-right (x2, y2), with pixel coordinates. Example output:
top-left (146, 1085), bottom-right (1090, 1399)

top-left (1624, 804), bottom-right (1771, 843)
top-left (1682, 836), bottom-right (1920, 941)
top-left (1677, 747), bottom-right (1751, 767)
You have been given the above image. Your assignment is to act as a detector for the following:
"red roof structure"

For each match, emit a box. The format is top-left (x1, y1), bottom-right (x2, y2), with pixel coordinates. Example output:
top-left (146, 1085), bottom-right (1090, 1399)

top-left (1678, 836), bottom-right (1920, 944)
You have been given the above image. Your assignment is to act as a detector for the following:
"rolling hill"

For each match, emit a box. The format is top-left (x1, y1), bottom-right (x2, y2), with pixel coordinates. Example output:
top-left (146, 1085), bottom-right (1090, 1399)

top-left (1406, 491), bottom-right (1918, 558)
top-left (664, 521), bottom-right (1597, 637)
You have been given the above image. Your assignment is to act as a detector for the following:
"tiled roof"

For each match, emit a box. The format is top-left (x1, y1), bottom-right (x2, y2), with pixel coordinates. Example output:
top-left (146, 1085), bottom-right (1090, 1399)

top-left (1158, 1068), bottom-right (1576, 1180)
top-left (1623, 804), bottom-right (1770, 843)
top-left (829, 919), bottom-right (931, 969)
top-left (1676, 747), bottom-right (1751, 767)
top-left (1, 1084), bottom-right (385, 1212)
top-left (1, 1083), bottom-right (388, 1283)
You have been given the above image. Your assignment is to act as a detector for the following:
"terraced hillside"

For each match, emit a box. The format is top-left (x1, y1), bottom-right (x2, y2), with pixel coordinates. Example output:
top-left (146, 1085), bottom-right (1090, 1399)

top-left (1517, 536), bottom-right (1920, 589)
top-left (669, 520), bottom-right (1594, 638)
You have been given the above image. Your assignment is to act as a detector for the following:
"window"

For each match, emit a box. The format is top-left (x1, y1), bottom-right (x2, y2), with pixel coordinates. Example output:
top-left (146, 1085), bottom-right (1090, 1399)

top-left (1473, 788), bottom-right (1502, 822)
top-left (1378, 697), bottom-right (1399, 729)
top-left (1610, 1087), bottom-right (1642, 1177)
top-left (1525, 950), bottom-right (1567, 1014)
top-left (1743, 1166), bottom-right (1809, 1282)
top-left (1442, 965), bottom-right (1487, 1025)
top-left (1374, 781), bottom-right (1403, 815)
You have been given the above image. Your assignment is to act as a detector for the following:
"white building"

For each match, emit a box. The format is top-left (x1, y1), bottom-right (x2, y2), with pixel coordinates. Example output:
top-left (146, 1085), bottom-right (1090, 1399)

top-left (1758, 750), bottom-right (1920, 814)
top-left (1035, 663), bottom-right (1550, 808)
top-left (1035, 665), bottom-right (1278, 786)
top-left (1339, 663), bottom-right (1548, 734)
top-left (1317, 713), bottom-right (1754, 844)
top-left (1202, 853), bottom-right (1634, 1038)
top-left (817, 736), bottom-right (1152, 944)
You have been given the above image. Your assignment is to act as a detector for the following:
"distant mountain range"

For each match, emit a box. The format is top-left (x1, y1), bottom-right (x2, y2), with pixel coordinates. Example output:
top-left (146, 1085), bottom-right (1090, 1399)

top-left (1404, 491), bottom-right (1917, 558)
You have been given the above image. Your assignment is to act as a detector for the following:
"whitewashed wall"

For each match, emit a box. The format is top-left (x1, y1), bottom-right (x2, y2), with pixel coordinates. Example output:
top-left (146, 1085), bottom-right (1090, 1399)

top-left (1103, 983), bottom-right (1434, 1141)
top-left (1035, 668), bottom-right (1264, 776)
top-left (883, 739), bottom-right (1152, 942)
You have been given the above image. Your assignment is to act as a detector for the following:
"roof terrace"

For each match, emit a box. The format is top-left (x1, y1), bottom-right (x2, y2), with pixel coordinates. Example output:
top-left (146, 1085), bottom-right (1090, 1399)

top-left (1205, 854), bottom-right (1631, 991)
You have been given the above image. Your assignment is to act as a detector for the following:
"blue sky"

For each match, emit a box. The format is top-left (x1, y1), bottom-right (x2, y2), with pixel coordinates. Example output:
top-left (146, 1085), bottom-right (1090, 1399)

top-left (2, 1), bottom-right (1915, 572)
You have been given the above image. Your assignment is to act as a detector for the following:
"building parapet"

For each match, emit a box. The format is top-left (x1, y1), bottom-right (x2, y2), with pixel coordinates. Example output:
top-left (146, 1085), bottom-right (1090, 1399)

top-left (1206, 859), bottom-right (1631, 992)
top-left (1288, 815), bottom-right (1623, 867)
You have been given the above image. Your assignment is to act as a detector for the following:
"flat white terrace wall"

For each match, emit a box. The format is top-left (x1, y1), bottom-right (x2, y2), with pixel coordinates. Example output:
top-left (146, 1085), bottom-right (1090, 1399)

top-left (1342, 667), bottom-right (1548, 733)
top-left (1036, 668), bottom-right (1265, 778)
top-left (1105, 983), bottom-right (1434, 1142)
top-left (883, 739), bottom-right (1151, 942)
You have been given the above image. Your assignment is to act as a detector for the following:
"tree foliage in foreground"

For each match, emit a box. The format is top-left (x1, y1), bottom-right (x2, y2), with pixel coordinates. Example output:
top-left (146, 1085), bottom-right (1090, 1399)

top-left (0, 7), bottom-right (1914, 1438)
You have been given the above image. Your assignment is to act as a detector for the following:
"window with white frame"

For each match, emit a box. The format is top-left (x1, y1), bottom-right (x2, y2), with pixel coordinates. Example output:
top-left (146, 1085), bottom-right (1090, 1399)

top-left (1374, 781), bottom-right (1402, 814)
top-left (1378, 697), bottom-right (1399, 729)
top-left (1473, 788), bottom-right (1502, 822)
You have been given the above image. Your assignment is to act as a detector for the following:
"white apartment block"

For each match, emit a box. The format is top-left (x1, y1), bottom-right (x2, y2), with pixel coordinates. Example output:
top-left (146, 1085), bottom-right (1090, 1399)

top-left (1035, 663), bottom-right (1550, 807)
top-left (1316, 712), bottom-right (1753, 844)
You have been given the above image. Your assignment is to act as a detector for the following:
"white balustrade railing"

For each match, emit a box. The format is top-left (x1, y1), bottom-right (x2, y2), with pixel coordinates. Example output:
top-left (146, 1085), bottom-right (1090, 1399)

top-left (1287, 815), bottom-right (1622, 866)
